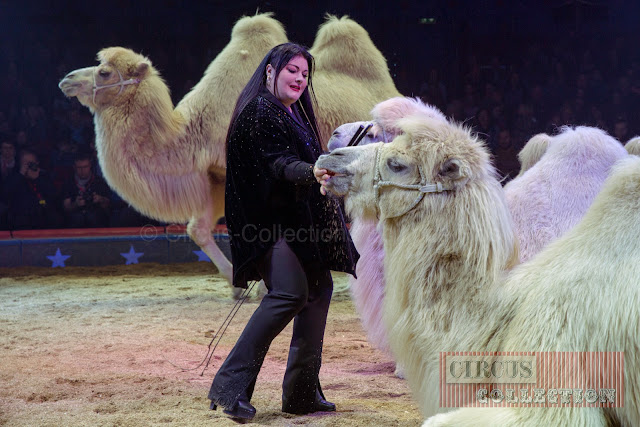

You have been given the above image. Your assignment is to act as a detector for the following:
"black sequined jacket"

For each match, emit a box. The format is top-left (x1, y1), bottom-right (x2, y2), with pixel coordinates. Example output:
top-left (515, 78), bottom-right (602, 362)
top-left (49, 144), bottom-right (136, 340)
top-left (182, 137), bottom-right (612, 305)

top-left (224, 90), bottom-right (359, 288)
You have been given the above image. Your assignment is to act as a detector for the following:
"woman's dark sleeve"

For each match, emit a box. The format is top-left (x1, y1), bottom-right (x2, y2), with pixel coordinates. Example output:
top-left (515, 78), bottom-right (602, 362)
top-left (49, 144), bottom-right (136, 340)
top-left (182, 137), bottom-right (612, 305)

top-left (251, 101), bottom-right (316, 185)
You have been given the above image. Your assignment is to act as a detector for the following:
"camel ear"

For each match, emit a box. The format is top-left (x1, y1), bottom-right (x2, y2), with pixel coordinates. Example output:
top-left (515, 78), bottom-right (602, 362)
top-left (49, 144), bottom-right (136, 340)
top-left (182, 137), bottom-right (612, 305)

top-left (134, 62), bottom-right (150, 77)
top-left (438, 158), bottom-right (467, 181)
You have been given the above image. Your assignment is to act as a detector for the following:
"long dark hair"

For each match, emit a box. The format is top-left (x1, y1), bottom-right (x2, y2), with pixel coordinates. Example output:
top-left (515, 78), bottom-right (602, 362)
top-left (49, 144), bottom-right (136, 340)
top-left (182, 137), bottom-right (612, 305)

top-left (226, 42), bottom-right (321, 143)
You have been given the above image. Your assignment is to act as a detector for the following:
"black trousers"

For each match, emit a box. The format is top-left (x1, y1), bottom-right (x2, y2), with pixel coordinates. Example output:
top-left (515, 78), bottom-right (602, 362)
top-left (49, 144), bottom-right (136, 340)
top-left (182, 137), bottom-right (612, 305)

top-left (208, 239), bottom-right (333, 413)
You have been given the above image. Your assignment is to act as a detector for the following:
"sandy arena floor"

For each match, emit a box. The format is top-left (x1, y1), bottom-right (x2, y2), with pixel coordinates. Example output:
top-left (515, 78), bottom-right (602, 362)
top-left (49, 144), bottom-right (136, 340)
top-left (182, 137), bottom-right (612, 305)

top-left (0, 262), bottom-right (421, 426)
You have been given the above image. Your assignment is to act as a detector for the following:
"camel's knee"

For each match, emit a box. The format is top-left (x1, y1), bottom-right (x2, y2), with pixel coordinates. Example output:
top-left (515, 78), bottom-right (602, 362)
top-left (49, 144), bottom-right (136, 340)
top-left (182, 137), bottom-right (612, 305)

top-left (187, 220), bottom-right (212, 246)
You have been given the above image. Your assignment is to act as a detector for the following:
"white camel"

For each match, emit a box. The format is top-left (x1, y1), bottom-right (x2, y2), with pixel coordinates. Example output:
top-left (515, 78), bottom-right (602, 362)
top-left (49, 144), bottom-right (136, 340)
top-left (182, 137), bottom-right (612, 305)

top-left (316, 115), bottom-right (639, 425)
top-left (504, 126), bottom-right (628, 262)
top-left (329, 103), bottom-right (628, 363)
top-left (327, 97), bottom-right (446, 377)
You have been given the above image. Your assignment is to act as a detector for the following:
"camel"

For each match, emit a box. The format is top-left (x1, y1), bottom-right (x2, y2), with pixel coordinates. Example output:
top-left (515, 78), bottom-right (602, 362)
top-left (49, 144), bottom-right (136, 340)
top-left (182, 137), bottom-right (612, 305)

top-left (504, 126), bottom-right (628, 262)
top-left (58, 13), bottom-right (401, 297)
top-left (625, 136), bottom-right (640, 155)
top-left (325, 97), bottom-right (446, 377)
top-left (58, 14), bottom-right (287, 297)
top-left (514, 132), bottom-right (551, 178)
top-left (316, 116), bottom-right (639, 425)
top-left (328, 104), bottom-right (628, 363)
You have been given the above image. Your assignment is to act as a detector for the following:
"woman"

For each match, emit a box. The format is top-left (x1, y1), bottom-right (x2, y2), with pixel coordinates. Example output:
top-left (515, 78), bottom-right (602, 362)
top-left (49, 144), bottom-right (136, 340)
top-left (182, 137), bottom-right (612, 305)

top-left (208, 43), bottom-right (359, 421)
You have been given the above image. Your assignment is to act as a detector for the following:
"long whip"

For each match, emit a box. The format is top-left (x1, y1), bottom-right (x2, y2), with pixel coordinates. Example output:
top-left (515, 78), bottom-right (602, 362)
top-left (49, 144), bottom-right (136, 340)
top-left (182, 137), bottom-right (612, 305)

top-left (161, 280), bottom-right (258, 375)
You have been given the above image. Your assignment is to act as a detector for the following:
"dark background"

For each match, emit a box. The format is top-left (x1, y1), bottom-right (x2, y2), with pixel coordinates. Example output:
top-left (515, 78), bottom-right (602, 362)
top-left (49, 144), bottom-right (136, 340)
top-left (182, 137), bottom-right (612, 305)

top-left (2, 0), bottom-right (639, 103)
top-left (1, 0), bottom-right (639, 230)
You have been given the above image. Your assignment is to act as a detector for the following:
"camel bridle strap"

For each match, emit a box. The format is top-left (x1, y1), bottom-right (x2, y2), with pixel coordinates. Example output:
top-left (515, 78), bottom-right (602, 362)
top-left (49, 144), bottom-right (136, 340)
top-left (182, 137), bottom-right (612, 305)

top-left (372, 142), bottom-right (453, 219)
top-left (346, 122), bottom-right (389, 147)
top-left (92, 68), bottom-right (140, 103)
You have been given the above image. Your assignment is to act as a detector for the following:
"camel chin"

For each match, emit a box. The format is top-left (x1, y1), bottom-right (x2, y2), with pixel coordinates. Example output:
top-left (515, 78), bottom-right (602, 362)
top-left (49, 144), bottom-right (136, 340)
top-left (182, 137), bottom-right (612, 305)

top-left (317, 154), bottom-right (354, 196)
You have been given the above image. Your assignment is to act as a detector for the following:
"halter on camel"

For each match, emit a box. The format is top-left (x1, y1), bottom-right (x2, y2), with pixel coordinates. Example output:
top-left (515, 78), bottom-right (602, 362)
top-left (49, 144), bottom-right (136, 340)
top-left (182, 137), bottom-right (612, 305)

top-left (371, 142), bottom-right (454, 219)
top-left (346, 122), bottom-right (392, 147)
top-left (92, 68), bottom-right (140, 104)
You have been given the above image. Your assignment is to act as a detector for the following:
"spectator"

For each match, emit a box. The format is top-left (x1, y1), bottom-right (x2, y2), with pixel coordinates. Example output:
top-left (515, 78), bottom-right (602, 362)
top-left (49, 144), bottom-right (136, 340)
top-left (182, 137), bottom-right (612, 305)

top-left (61, 152), bottom-right (111, 228)
top-left (0, 138), bottom-right (18, 181)
top-left (49, 137), bottom-right (78, 191)
top-left (5, 149), bottom-right (63, 230)
top-left (612, 116), bottom-right (630, 143)
top-left (0, 138), bottom-right (17, 229)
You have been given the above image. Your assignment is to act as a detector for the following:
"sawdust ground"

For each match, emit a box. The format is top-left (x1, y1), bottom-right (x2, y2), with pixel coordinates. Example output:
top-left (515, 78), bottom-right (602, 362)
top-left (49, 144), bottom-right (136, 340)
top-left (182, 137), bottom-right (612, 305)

top-left (0, 262), bottom-right (421, 426)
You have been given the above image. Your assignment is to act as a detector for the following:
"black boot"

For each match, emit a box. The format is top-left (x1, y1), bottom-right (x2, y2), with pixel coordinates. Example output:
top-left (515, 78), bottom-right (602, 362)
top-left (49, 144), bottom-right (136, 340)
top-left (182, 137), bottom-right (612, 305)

top-left (313, 389), bottom-right (336, 412)
top-left (211, 399), bottom-right (256, 421)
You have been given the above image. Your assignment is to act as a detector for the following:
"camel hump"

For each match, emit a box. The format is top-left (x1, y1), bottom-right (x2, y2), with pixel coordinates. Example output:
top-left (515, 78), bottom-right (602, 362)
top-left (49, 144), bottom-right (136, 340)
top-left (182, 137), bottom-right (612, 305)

top-left (625, 136), bottom-right (640, 155)
top-left (315, 14), bottom-right (368, 45)
top-left (231, 12), bottom-right (287, 42)
top-left (311, 14), bottom-right (391, 81)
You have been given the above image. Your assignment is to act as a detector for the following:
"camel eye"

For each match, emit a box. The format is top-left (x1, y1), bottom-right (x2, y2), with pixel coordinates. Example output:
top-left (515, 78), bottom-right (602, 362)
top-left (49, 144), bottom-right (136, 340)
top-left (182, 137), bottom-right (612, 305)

top-left (386, 158), bottom-right (407, 173)
top-left (98, 69), bottom-right (111, 78)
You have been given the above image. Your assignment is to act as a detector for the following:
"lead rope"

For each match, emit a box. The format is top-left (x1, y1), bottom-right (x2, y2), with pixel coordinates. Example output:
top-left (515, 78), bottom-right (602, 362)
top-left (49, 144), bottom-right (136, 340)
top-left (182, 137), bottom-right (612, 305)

top-left (161, 280), bottom-right (257, 376)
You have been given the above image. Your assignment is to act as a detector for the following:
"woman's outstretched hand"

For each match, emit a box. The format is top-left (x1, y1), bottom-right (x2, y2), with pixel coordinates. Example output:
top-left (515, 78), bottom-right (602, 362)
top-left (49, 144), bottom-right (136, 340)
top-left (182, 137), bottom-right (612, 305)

top-left (313, 166), bottom-right (330, 196)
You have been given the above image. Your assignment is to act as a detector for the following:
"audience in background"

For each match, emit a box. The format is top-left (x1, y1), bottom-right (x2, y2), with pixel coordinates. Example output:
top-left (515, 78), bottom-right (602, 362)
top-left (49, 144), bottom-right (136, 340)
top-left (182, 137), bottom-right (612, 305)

top-left (0, 138), bottom-right (17, 181)
top-left (1, 11), bottom-right (639, 230)
top-left (61, 152), bottom-right (111, 228)
top-left (4, 149), bottom-right (63, 230)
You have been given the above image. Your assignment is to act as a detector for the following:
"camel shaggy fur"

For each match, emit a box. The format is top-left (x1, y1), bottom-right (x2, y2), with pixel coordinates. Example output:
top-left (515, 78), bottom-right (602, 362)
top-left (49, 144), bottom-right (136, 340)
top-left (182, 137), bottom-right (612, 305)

top-left (625, 136), bottom-right (640, 155)
top-left (316, 116), bottom-right (639, 426)
top-left (514, 132), bottom-right (551, 178)
top-left (504, 126), bottom-right (628, 262)
top-left (310, 15), bottom-right (402, 145)
top-left (58, 14), bottom-right (287, 297)
top-left (326, 97), bottom-right (446, 376)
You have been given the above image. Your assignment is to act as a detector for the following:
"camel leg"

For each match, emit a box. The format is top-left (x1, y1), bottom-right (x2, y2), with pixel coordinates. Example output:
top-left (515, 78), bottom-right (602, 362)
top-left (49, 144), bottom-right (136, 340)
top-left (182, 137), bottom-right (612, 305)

top-left (394, 363), bottom-right (405, 379)
top-left (187, 213), bottom-right (236, 294)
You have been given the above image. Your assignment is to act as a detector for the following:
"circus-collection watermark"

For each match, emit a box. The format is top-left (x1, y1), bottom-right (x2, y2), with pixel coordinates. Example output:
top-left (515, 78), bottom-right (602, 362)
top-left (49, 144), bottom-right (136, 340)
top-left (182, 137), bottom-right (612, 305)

top-left (439, 352), bottom-right (624, 408)
top-left (137, 223), bottom-right (350, 244)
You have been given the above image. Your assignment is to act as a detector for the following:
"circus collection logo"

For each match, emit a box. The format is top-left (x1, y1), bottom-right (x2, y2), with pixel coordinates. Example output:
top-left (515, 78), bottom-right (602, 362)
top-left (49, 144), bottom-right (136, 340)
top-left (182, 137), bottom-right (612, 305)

top-left (439, 352), bottom-right (623, 408)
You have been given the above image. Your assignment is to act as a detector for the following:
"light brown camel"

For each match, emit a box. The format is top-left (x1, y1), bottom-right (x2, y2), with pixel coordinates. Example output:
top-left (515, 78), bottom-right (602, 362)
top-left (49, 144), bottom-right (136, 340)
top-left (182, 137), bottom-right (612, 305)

top-left (316, 116), bottom-right (639, 425)
top-left (58, 14), bottom-right (288, 297)
top-left (58, 13), bottom-right (401, 297)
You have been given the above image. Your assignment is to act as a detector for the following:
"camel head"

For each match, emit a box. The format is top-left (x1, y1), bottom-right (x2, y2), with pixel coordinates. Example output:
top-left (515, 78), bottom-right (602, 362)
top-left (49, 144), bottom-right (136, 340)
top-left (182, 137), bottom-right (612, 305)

top-left (327, 121), bottom-right (384, 151)
top-left (59, 47), bottom-right (153, 111)
top-left (317, 114), bottom-right (490, 222)
top-left (326, 97), bottom-right (447, 151)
